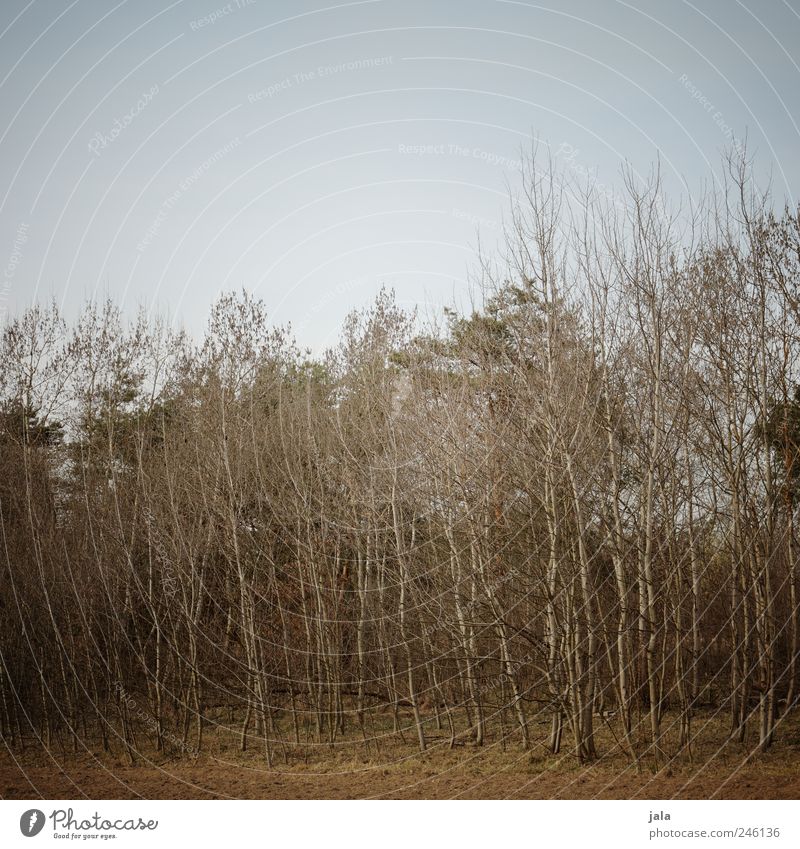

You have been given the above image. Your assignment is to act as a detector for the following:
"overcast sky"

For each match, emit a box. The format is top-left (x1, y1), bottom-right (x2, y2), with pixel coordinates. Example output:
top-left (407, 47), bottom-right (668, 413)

top-left (1, 0), bottom-right (799, 351)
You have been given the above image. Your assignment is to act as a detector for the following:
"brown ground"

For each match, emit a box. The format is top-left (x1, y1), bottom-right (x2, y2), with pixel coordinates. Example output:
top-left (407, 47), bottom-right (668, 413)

top-left (2, 755), bottom-right (799, 800)
top-left (3, 710), bottom-right (799, 799)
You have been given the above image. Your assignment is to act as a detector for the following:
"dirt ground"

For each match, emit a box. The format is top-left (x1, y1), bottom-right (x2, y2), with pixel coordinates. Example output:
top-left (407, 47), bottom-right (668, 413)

top-left (4, 707), bottom-right (799, 800)
top-left (3, 739), bottom-right (799, 800)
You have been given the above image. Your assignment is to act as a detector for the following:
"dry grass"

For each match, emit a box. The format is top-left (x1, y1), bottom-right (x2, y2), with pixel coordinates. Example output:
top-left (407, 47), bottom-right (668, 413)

top-left (3, 707), bottom-right (799, 799)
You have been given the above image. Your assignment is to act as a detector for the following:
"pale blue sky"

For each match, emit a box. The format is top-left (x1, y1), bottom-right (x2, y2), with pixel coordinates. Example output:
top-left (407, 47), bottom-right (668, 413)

top-left (1, 0), bottom-right (799, 350)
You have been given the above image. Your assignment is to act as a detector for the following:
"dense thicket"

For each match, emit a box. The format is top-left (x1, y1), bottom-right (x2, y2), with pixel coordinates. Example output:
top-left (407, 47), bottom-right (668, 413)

top-left (2, 154), bottom-right (799, 765)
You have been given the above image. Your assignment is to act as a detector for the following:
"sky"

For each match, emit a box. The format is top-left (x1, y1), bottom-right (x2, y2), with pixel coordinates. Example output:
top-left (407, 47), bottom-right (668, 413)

top-left (1, 0), bottom-right (799, 353)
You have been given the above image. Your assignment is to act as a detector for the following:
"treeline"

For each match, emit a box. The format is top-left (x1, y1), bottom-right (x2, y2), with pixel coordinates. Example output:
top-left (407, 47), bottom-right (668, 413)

top-left (1, 154), bottom-right (799, 766)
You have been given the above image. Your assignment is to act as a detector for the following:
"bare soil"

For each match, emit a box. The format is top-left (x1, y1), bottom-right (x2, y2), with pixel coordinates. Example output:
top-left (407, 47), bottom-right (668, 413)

top-left (3, 715), bottom-right (799, 800)
top-left (2, 755), bottom-right (800, 800)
